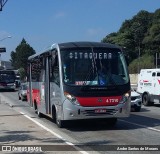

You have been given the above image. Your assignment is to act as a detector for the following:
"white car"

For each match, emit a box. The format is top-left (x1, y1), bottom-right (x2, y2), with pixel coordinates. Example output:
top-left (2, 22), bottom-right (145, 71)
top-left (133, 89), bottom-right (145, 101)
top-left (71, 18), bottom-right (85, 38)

top-left (131, 88), bottom-right (142, 112)
top-left (18, 83), bottom-right (27, 101)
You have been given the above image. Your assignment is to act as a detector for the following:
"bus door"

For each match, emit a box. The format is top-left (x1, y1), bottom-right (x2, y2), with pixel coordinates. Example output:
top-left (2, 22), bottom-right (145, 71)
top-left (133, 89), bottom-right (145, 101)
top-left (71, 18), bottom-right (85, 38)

top-left (45, 56), bottom-right (51, 114)
top-left (50, 52), bottom-right (61, 119)
top-left (40, 56), bottom-right (51, 115)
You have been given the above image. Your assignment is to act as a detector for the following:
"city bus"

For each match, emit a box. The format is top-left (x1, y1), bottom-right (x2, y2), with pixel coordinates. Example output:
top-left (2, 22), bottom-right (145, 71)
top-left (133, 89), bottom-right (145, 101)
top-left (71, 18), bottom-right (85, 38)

top-left (27, 42), bottom-right (131, 127)
top-left (0, 70), bottom-right (16, 91)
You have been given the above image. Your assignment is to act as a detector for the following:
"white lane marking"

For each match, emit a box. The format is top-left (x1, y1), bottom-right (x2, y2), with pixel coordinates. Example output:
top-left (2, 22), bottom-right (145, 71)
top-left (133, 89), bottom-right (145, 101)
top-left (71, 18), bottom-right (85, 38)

top-left (120, 119), bottom-right (160, 132)
top-left (20, 112), bottom-right (89, 154)
top-left (20, 112), bottom-right (63, 139)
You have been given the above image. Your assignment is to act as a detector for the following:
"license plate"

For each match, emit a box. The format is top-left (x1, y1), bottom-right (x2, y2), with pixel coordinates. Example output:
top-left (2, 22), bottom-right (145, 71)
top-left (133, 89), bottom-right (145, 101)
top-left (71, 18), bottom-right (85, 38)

top-left (95, 109), bottom-right (106, 113)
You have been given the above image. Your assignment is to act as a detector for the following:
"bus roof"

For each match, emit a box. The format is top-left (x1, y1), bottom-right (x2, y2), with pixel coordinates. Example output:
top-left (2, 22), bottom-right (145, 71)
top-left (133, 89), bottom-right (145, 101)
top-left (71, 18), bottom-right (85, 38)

top-left (58, 42), bottom-right (121, 49)
top-left (28, 41), bottom-right (121, 60)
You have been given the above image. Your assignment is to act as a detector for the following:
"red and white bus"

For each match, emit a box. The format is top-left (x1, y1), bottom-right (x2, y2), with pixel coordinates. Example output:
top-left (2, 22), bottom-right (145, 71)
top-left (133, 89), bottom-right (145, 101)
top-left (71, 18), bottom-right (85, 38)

top-left (27, 42), bottom-right (131, 127)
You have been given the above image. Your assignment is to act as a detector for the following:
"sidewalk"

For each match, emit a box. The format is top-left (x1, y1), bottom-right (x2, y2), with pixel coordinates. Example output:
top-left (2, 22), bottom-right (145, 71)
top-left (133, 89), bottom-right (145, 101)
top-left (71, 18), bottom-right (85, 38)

top-left (0, 94), bottom-right (79, 153)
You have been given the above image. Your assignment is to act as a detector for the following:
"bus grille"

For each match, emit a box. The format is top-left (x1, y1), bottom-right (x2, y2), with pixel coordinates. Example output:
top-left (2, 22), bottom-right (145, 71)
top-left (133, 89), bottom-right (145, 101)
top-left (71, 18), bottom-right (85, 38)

top-left (81, 109), bottom-right (117, 116)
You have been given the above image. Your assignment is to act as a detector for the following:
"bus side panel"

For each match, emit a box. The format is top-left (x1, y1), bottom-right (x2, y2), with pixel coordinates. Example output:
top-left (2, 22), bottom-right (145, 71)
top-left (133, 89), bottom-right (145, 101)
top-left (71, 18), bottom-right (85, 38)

top-left (50, 82), bottom-right (63, 118)
top-left (29, 82), bottom-right (39, 106)
top-left (37, 81), bottom-right (46, 114)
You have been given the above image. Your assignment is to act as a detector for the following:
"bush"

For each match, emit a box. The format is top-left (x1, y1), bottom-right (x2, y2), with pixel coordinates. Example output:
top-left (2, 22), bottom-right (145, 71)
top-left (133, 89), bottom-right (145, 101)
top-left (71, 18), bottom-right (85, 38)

top-left (18, 67), bottom-right (26, 81)
top-left (129, 54), bottom-right (154, 74)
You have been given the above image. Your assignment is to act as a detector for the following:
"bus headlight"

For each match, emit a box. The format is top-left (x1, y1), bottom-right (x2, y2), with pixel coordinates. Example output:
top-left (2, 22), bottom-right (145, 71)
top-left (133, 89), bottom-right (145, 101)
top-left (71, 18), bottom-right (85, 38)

top-left (64, 92), bottom-right (80, 106)
top-left (119, 92), bottom-right (130, 104)
top-left (7, 83), bottom-right (14, 86)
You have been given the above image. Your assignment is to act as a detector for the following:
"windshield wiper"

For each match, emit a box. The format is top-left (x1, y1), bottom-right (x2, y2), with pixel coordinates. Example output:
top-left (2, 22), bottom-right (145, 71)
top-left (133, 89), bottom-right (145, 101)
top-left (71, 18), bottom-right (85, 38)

top-left (81, 48), bottom-right (98, 87)
top-left (82, 66), bottom-right (95, 86)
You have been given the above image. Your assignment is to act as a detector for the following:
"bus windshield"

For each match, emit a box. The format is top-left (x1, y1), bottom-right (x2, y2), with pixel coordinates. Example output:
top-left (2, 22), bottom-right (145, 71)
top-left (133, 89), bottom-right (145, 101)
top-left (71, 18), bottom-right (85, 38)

top-left (0, 72), bottom-right (15, 83)
top-left (61, 47), bottom-right (129, 86)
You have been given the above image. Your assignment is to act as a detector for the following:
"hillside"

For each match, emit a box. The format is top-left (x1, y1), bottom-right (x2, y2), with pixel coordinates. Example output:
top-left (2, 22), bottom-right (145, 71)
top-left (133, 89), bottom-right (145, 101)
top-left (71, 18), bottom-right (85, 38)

top-left (102, 9), bottom-right (160, 73)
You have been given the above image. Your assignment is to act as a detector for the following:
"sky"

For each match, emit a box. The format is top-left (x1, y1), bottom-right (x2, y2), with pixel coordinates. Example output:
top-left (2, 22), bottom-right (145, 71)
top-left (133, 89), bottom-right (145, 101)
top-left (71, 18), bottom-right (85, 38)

top-left (0, 0), bottom-right (160, 61)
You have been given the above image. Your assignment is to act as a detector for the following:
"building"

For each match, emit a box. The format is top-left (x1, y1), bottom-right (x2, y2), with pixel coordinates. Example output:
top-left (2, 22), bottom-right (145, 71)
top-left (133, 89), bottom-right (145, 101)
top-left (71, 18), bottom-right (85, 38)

top-left (0, 60), bottom-right (14, 70)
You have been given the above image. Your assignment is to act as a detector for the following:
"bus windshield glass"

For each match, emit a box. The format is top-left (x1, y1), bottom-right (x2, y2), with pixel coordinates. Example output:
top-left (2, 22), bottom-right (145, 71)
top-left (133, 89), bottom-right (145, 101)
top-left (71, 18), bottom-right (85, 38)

top-left (61, 47), bottom-right (129, 86)
top-left (0, 71), bottom-right (15, 83)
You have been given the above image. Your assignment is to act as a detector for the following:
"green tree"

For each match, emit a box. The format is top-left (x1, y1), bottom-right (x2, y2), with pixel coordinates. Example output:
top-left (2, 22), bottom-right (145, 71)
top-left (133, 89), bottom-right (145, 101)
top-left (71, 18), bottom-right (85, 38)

top-left (129, 54), bottom-right (154, 74)
top-left (102, 9), bottom-right (160, 73)
top-left (10, 38), bottom-right (36, 76)
top-left (18, 67), bottom-right (26, 81)
top-left (10, 50), bottom-right (17, 68)
top-left (143, 23), bottom-right (160, 54)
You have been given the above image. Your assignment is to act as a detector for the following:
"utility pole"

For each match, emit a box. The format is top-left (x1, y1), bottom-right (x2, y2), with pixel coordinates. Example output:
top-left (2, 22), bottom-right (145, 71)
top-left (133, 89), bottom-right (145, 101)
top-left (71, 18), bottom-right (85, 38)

top-left (156, 52), bottom-right (157, 68)
top-left (138, 40), bottom-right (141, 74)
top-left (0, 36), bottom-right (12, 60)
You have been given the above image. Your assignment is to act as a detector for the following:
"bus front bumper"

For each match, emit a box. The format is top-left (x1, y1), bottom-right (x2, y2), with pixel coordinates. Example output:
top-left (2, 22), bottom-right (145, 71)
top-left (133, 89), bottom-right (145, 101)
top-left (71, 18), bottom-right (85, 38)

top-left (63, 100), bottom-right (131, 120)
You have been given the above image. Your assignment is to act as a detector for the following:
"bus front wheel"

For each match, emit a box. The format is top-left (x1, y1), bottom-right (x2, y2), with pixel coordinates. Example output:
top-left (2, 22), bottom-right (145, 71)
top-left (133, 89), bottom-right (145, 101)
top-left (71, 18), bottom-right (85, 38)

top-left (56, 111), bottom-right (65, 128)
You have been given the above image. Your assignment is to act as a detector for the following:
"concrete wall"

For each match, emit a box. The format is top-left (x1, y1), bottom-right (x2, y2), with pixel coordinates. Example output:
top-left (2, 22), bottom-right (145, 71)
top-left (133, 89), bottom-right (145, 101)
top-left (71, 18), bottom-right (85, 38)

top-left (0, 60), bottom-right (13, 70)
top-left (129, 74), bottom-right (138, 85)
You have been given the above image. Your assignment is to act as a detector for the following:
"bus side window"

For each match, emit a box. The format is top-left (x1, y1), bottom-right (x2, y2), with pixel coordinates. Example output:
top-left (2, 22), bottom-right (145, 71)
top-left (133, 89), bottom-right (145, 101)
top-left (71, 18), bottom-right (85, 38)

top-left (49, 57), bottom-right (54, 82)
top-left (39, 57), bottom-right (45, 82)
top-left (52, 55), bottom-right (60, 86)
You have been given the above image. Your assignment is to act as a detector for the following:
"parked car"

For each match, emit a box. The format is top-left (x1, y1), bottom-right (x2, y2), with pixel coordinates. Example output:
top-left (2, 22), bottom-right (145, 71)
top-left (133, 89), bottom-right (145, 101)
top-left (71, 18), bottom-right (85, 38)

top-left (18, 83), bottom-right (27, 101)
top-left (131, 88), bottom-right (142, 112)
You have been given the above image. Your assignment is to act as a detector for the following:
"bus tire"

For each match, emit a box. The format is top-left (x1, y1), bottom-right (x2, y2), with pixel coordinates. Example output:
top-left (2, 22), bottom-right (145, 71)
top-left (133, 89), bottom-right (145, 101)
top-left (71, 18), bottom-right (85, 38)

top-left (56, 111), bottom-right (65, 128)
top-left (56, 119), bottom-right (64, 128)
top-left (52, 105), bottom-right (56, 123)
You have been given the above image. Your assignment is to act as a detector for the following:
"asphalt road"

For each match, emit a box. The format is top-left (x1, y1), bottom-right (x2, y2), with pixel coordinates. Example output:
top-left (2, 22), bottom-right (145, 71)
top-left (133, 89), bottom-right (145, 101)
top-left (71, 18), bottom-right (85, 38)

top-left (0, 90), bottom-right (160, 154)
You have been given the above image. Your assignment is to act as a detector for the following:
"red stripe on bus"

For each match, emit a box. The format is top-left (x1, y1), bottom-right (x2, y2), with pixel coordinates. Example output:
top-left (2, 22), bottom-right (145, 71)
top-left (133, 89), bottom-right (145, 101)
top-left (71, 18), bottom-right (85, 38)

top-left (76, 96), bottom-right (122, 107)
